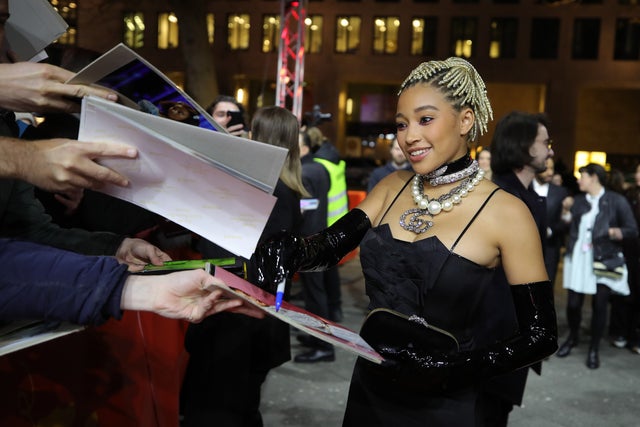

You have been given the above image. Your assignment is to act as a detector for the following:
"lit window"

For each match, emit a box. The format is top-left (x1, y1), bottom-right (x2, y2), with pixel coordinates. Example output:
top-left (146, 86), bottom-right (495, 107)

top-left (228, 13), bottom-right (251, 50)
top-left (411, 17), bottom-right (437, 56)
top-left (262, 14), bottom-right (280, 53)
top-left (124, 12), bottom-right (145, 49)
top-left (305, 15), bottom-right (323, 53)
top-left (489, 18), bottom-right (517, 59)
top-left (373, 16), bottom-right (400, 54)
top-left (48, 0), bottom-right (77, 45)
top-left (335, 16), bottom-right (361, 53)
top-left (450, 17), bottom-right (477, 58)
top-left (207, 13), bottom-right (215, 45)
top-left (158, 12), bottom-right (179, 49)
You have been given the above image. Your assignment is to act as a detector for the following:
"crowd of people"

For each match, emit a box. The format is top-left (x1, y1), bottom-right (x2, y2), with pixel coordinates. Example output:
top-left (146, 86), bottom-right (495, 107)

top-left (3, 0), bottom-right (640, 425)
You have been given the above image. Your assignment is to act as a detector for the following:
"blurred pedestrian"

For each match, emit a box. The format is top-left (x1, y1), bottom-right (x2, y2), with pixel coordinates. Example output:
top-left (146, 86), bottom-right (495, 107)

top-left (294, 130), bottom-right (337, 363)
top-left (557, 163), bottom-right (638, 369)
top-left (367, 137), bottom-right (412, 193)
top-left (181, 106), bottom-right (306, 427)
top-left (485, 110), bottom-right (555, 426)
top-left (207, 94), bottom-right (248, 137)
top-left (477, 147), bottom-right (493, 181)
top-left (532, 157), bottom-right (571, 285)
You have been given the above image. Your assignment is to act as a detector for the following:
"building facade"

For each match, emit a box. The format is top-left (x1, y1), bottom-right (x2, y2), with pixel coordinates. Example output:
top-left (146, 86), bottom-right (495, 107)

top-left (55, 0), bottom-right (640, 174)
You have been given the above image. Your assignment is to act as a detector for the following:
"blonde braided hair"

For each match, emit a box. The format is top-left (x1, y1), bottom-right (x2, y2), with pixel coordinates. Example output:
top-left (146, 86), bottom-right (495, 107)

top-left (399, 57), bottom-right (493, 142)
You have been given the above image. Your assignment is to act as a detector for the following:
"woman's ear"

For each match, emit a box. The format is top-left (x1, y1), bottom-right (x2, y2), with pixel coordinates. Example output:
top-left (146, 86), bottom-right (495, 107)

top-left (460, 108), bottom-right (475, 137)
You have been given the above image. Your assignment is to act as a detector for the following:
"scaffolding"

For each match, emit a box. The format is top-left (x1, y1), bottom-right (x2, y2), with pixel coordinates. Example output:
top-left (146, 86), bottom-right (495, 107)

top-left (275, 0), bottom-right (306, 120)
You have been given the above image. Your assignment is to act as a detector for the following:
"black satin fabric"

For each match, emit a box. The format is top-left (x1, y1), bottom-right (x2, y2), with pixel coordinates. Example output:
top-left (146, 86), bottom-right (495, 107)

top-left (343, 224), bottom-right (515, 426)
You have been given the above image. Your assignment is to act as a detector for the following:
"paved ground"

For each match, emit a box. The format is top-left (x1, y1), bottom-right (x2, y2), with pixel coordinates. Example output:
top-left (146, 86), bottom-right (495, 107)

top-left (262, 257), bottom-right (640, 427)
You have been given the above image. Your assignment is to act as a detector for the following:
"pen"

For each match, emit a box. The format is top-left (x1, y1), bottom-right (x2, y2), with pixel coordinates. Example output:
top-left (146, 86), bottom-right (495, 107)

top-left (274, 280), bottom-right (286, 312)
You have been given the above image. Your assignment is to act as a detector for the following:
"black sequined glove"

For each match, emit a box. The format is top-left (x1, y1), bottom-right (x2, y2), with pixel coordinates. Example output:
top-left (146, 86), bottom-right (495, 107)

top-left (254, 208), bottom-right (371, 293)
top-left (377, 281), bottom-right (558, 392)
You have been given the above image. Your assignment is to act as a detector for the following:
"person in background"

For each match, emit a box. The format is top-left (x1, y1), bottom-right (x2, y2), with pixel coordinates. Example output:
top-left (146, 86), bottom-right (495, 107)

top-left (476, 147), bottom-right (493, 181)
top-left (367, 137), bottom-right (412, 193)
top-left (255, 57), bottom-right (557, 426)
top-left (617, 162), bottom-right (640, 354)
top-left (533, 157), bottom-right (571, 285)
top-left (552, 172), bottom-right (564, 187)
top-left (557, 163), bottom-right (637, 369)
top-left (1, 239), bottom-right (262, 325)
top-left (159, 100), bottom-right (201, 126)
top-left (207, 94), bottom-right (248, 137)
top-left (485, 110), bottom-right (555, 426)
top-left (305, 125), bottom-right (348, 322)
top-left (609, 165), bottom-right (640, 352)
top-left (294, 130), bottom-right (336, 363)
top-left (181, 106), bottom-right (307, 427)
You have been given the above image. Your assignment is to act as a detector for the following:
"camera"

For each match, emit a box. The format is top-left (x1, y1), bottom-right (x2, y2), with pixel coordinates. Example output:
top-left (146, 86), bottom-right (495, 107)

top-left (305, 105), bottom-right (332, 127)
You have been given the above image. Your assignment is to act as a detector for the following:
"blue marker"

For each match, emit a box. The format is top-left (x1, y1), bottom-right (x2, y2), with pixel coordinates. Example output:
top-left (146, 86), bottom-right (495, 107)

top-left (274, 280), bottom-right (286, 312)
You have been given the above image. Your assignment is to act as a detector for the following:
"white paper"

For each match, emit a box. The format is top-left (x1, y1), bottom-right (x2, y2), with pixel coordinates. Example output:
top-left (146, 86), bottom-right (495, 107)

top-left (67, 43), bottom-right (287, 193)
top-left (79, 96), bottom-right (278, 259)
top-left (6, 0), bottom-right (68, 62)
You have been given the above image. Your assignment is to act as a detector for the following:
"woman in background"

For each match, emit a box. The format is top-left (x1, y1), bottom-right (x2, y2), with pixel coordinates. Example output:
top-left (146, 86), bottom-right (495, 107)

top-left (476, 147), bottom-right (493, 181)
top-left (181, 106), bottom-right (308, 427)
top-left (557, 163), bottom-right (637, 369)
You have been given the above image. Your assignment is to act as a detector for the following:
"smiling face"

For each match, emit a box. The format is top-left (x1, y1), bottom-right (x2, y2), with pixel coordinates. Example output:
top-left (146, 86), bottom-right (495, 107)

top-left (395, 83), bottom-right (473, 175)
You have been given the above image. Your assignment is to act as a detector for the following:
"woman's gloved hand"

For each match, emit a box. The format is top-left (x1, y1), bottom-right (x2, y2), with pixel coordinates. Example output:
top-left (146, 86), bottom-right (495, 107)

top-left (254, 208), bottom-right (371, 293)
top-left (375, 281), bottom-right (558, 392)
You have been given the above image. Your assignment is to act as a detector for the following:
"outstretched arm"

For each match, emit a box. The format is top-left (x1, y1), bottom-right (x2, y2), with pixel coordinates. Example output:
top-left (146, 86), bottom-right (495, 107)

top-left (254, 208), bottom-right (371, 293)
top-left (0, 239), bottom-right (263, 325)
top-left (122, 270), bottom-right (265, 322)
top-left (0, 62), bottom-right (118, 114)
top-left (0, 137), bottom-right (137, 192)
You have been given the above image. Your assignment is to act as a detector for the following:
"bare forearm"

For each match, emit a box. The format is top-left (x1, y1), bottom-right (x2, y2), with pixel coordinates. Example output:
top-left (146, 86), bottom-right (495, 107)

top-left (0, 136), bottom-right (31, 180)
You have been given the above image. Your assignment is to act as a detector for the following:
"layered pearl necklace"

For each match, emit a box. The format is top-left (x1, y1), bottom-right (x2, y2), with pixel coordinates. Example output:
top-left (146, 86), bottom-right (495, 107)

top-left (399, 160), bottom-right (485, 234)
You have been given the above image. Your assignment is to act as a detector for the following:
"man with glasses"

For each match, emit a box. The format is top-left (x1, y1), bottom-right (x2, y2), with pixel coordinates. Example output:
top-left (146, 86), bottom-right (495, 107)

top-left (477, 111), bottom-right (555, 427)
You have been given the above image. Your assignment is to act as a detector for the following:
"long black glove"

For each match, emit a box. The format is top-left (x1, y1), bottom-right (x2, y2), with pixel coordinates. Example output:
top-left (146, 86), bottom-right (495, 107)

top-left (254, 208), bottom-right (371, 293)
top-left (377, 281), bottom-right (558, 392)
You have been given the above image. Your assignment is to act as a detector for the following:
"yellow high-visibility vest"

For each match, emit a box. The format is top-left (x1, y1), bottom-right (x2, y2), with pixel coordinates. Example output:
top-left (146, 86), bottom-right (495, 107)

top-left (314, 158), bottom-right (349, 226)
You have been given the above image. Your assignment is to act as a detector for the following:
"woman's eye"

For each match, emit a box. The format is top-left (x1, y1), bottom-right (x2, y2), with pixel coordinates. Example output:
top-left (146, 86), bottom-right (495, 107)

top-left (419, 116), bottom-right (432, 125)
top-left (395, 122), bottom-right (407, 131)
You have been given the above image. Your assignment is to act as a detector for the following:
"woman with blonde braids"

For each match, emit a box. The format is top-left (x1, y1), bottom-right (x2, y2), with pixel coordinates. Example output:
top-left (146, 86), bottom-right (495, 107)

top-left (255, 58), bottom-right (558, 426)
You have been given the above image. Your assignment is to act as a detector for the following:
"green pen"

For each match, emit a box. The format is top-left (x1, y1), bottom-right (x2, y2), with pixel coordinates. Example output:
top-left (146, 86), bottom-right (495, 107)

top-left (140, 258), bottom-right (237, 274)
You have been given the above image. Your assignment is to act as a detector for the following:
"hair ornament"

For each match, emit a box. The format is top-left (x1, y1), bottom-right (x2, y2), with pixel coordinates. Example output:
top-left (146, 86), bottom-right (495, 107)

top-left (399, 57), bottom-right (493, 142)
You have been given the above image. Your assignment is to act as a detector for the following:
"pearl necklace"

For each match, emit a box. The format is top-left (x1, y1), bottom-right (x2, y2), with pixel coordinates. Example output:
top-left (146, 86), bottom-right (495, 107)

top-left (399, 167), bottom-right (485, 234)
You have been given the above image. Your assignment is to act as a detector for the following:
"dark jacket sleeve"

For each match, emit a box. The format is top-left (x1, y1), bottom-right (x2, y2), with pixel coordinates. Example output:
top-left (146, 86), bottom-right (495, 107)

top-left (0, 179), bottom-right (125, 255)
top-left (0, 239), bottom-right (129, 325)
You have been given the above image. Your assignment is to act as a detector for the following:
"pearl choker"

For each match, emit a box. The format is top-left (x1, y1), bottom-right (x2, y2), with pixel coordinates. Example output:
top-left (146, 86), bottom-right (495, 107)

top-left (400, 167), bottom-right (485, 234)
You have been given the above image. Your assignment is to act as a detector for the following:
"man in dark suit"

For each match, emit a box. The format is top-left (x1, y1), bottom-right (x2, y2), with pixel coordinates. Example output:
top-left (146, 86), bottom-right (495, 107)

top-left (480, 111), bottom-right (556, 427)
top-left (533, 157), bottom-right (571, 285)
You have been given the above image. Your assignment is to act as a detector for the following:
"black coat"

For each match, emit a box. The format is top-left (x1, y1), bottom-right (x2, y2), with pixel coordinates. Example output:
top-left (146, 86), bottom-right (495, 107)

top-left (300, 153), bottom-right (330, 236)
top-left (484, 171), bottom-right (548, 406)
top-left (566, 190), bottom-right (638, 261)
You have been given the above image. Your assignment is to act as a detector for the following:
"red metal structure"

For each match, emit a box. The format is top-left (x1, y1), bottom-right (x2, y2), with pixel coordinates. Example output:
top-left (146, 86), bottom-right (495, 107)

top-left (276, 0), bottom-right (306, 120)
